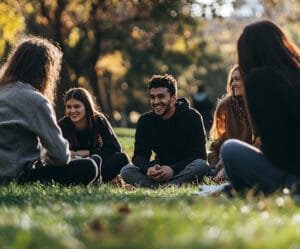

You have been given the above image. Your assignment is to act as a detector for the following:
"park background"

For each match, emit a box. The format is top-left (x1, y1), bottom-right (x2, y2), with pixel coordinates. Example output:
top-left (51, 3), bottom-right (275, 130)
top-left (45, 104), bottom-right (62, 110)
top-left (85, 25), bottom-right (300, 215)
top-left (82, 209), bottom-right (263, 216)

top-left (1, 0), bottom-right (299, 126)
top-left (1, 1), bottom-right (300, 248)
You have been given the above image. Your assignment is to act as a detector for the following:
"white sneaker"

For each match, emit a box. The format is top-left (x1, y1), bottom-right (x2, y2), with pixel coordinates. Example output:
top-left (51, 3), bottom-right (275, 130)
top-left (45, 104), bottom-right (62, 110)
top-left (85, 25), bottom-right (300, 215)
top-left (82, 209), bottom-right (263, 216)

top-left (193, 183), bottom-right (230, 196)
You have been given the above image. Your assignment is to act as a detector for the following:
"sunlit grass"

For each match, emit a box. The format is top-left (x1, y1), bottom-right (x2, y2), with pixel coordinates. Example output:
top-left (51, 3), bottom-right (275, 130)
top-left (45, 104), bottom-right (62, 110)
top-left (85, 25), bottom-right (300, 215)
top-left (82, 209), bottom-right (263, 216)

top-left (0, 128), bottom-right (299, 248)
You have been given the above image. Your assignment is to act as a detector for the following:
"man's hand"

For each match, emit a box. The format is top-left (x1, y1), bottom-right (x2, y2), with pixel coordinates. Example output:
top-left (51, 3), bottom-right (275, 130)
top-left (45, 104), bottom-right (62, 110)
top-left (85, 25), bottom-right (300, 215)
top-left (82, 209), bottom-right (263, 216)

top-left (159, 166), bottom-right (174, 181)
top-left (151, 165), bottom-right (174, 182)
top-left (147, 164), bottom-right (162, 180)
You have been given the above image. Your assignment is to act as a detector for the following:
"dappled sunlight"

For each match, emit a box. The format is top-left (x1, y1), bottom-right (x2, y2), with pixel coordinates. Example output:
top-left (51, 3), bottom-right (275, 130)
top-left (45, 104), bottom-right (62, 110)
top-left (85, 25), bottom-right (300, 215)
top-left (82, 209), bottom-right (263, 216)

top-left (96, 51), bottom-right (128, 77)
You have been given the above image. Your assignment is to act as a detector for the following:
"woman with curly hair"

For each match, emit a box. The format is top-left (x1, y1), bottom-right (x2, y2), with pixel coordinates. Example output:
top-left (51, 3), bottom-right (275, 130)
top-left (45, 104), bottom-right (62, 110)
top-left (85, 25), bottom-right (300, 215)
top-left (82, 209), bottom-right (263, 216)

top-left (0, 36), bottom-right (99, 185)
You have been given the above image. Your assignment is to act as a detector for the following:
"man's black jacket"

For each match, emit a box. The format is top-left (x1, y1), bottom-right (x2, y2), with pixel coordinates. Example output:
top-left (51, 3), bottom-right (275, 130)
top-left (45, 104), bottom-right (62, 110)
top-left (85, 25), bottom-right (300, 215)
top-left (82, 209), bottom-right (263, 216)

top-left (133, 98), bottom-right (207, 175)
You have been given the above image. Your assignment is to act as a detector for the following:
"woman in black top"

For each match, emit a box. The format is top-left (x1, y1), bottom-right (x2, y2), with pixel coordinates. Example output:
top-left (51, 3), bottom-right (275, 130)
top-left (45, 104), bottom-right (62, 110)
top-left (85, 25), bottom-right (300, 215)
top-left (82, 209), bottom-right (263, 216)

top-left (220, 20), bottom-right (300, 195)
top-left (59, 88), bottom-right (129, 182)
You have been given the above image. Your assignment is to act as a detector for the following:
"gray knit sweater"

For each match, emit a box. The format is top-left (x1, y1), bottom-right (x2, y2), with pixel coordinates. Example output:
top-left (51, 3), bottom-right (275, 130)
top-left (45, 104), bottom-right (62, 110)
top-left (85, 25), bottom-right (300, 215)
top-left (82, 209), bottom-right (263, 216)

top-left (0, 81), bottom-right (71, 177)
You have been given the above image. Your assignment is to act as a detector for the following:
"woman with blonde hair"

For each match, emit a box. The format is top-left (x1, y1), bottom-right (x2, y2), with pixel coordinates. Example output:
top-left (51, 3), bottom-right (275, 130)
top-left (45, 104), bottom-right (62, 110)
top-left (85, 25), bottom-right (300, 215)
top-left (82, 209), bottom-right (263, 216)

top-left (208, 65), bottom-right (255, 182)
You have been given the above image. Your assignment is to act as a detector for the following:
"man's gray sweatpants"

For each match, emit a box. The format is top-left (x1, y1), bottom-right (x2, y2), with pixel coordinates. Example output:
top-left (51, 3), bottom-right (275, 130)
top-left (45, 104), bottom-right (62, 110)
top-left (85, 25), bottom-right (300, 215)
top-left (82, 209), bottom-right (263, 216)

top-left (120, 159), bottom-right (209, 188)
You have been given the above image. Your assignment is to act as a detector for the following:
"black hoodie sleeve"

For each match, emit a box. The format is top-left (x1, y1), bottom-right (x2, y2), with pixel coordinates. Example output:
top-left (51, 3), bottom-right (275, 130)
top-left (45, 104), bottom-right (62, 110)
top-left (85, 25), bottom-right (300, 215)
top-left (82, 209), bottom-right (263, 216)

top-left (170, 110), bottom-right (207, 175)
top-left (90, 116), bottom-right (121, 159)
top-left (58, 117), bottom-right (73, 144)
top-left (132, 115), bottom-right (156, 174)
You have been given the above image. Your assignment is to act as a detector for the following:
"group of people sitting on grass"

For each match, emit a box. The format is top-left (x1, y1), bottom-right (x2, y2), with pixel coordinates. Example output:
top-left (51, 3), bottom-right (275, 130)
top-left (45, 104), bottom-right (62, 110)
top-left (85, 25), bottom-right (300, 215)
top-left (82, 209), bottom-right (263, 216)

top-left (0, 19), bottom-right (299, 196)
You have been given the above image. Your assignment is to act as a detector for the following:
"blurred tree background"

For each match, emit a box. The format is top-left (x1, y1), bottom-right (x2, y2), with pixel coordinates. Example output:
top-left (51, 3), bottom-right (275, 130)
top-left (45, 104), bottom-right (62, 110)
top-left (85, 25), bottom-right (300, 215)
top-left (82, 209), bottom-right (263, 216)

top-left (0, 0), bottom-right (299, 126)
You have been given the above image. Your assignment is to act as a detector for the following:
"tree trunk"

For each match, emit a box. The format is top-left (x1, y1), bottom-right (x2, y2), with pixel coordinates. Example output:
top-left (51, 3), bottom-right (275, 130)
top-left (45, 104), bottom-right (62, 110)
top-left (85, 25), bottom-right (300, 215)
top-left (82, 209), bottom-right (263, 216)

top-left (86, 66), bottom-right (112, 119)
top-left (55, 61), bottom-right (73, 119)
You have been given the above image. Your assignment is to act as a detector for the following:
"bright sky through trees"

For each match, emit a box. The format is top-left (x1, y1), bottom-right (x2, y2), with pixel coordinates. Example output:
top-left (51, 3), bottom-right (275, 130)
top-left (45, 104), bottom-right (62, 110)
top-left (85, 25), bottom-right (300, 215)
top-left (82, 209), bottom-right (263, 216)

top-left (192, 0), bottom-right (235, 17)
top-left (192, 0), bottom-right (263, 18)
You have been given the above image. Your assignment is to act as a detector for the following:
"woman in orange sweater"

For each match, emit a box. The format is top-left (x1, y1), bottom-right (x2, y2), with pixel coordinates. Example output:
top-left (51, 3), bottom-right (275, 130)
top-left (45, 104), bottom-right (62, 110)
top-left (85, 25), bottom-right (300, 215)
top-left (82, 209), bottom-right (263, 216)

top-left (208, 65), bottom-right (257, 182)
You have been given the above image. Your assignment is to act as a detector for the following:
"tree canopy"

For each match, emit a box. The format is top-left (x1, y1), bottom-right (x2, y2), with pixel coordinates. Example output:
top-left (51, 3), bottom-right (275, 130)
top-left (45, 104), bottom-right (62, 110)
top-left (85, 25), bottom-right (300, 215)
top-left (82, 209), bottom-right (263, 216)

top-left (0, 0), bottom-right (299, 126)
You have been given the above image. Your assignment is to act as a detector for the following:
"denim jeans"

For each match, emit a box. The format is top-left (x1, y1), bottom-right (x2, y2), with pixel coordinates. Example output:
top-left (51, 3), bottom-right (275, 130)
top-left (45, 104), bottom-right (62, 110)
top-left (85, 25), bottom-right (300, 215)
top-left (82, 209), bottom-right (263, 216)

top-left (221, 139), bottom-right (300, 194)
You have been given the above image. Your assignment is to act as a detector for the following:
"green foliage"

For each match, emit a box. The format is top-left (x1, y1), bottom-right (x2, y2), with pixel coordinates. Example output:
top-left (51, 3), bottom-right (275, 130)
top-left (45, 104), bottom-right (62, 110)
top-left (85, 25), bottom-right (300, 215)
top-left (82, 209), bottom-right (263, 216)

top-left (1, 0), bottom-right (300, 124)
top-left (0, 1), bottom-right (25, 56)
top-left (6, 0), bottom-right (230, 121)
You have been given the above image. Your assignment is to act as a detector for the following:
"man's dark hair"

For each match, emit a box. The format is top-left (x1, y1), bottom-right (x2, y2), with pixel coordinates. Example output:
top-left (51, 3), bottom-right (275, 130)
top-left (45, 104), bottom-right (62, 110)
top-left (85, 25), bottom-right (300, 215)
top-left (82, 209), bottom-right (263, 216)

top-left (148, 74), bottom-right (177, 96)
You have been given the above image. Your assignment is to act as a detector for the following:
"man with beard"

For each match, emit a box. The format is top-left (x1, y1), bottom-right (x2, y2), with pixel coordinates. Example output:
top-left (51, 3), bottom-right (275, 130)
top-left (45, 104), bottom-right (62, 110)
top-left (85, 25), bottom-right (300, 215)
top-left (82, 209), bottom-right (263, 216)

top-left (121, 74), bottom-right (208, 188)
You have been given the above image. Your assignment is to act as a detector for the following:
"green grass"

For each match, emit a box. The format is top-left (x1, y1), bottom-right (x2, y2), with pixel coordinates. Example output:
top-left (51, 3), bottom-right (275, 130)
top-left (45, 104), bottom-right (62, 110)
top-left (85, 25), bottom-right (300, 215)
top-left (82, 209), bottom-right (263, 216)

top-left (0, 128), bottom-right (300, 249)
top-left (115, 127), bottom-right (135, 158)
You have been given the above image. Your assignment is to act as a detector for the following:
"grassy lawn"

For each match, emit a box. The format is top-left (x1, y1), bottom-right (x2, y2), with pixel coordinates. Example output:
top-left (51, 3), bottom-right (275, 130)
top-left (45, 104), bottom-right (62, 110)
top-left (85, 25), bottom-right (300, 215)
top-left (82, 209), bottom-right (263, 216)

top-left (0, 128), bottom-right (300, 248)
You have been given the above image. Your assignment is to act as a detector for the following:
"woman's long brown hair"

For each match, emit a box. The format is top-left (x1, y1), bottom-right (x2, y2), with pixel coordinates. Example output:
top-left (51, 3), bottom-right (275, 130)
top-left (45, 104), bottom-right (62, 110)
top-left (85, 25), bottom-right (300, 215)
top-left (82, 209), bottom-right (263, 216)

top-left (237, 20), bottom-right (300, 81)
top-left (64, 87), bottom-right (104, 149)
